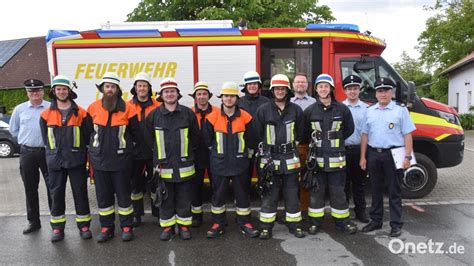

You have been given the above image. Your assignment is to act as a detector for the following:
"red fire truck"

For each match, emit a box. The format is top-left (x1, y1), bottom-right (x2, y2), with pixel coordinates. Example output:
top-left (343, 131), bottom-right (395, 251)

top-left (46, 20), bottom-right (464, 198)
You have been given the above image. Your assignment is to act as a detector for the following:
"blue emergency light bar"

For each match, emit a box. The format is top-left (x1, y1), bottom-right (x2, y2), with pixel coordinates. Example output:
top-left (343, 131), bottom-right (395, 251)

top-left (306, 24), bottom-right (360, 32)
top-left (96, 29), bottom-right (162, 38)
top-left (176, 28), bottom-right (242, 37)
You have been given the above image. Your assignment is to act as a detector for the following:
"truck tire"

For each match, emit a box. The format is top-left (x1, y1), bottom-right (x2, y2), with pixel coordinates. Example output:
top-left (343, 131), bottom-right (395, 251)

top-left (401, 152), bottom-right (437, 199)
top-left (0, 140), bottom-right (14, 158)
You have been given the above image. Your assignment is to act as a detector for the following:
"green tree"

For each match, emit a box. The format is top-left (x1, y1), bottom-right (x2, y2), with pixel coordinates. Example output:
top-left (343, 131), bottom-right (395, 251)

top-left (417, 0), bottom-right (474, 103)
top-left (127, 0), bottom-right (335, 28)
top-left (393, 51), bottom-right (433, 98)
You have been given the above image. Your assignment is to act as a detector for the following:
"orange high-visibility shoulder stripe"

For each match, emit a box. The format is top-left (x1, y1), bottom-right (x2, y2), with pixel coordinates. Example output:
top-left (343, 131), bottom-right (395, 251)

top-left (193, 105), bottom-right (219, 128)
top-left (41, 106), bottom-right (87, 127)
top-left (87, 100), bottom-right (109, 126)
top-left (207, 108), bottom-right (252, 134)
top-left (128, 98), bottom-right (161, 122)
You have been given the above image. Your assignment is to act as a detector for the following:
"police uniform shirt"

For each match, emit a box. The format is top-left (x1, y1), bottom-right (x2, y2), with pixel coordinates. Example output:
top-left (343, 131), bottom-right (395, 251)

top-left (290, 94), bottom-right (316, 111)
top-left (343, 99), bottom-right (368, 146)
top-left (361, 100), bottom-right (416, 149)
top-left (10, 100), bottom-right (51, 147)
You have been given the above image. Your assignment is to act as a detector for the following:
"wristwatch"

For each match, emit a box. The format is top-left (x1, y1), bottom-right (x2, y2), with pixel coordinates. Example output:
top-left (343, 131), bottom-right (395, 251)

top-left (405, 155), bottom-right (413, 160)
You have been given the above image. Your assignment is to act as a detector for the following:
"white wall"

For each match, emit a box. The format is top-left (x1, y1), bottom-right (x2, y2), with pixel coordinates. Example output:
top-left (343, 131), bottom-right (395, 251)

top-left (448, 64), bottom-right (474, 114)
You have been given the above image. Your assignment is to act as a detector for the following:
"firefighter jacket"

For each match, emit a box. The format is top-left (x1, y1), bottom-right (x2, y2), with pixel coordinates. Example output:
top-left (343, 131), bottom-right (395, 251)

top-left (128, 97), bottom-right (160, 160)
top-left (146, 103), bottom-right (199, 182)
top-left (87, 98), bottom-right (139, 171)
top-left (238, 94), bottom-right (270, 117)
top-left (192, 104), bottom-right (219, 169)
top-left (40, 100), bottom-right (93, 170)
top-left (204, 105), bottom-right (255, 177)
top-left (303, 99), bottom-right (354, 172)
top-left (255, 101), bottom-right (304, 175)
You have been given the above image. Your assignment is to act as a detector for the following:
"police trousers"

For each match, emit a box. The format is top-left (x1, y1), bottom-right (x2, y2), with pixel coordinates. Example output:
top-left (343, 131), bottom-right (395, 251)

top-left (367, 148), bottom-right (404, 229)
top-left (159, 180), bottom-right (192, 228)
top-left (19, 146), bottom-right (51, 224)
top-left (308, 170), bottom-right (350, 226)
top-left (211, 173), bottom-right (251, 226)
top-left (191, 168), bottom-right (212, 220)
top-left (345, 147), bottom-right (367, 213)
top-left (260, 172), bottom-right (302, 230)
top-left (94, 169), bottom-right (133, 228)
top-left (49, 165), bottom-right (91, 229)
top-left (131, 159), bottom-right (159, 217)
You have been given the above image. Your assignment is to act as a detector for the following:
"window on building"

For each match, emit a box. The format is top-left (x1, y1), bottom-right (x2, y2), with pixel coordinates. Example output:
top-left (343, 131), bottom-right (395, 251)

top-left (468, 91), bottom-right (472, 111)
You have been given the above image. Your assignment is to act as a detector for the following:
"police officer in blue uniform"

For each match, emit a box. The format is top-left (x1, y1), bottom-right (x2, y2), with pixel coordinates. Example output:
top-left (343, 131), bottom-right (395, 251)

top-left (360, 77), bottom-right (416, 237)
top-left (342, 75), bottom-right (369, 223)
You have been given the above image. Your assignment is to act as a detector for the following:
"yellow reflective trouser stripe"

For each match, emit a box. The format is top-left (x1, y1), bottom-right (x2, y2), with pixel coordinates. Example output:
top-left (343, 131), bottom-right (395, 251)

top-left (155, 128), bottom-right (166, 160)
top-left (266, 124), bottom-right (275, 145)
top-left (260, 212), bottom-right (277, 223)
top-left (180, 128), bottom-right (189, 157)
top-left (76, 214), bottom-right (92, 222)
top-left (131, 192), bottom-right (144, 201)
top-left (99, 206), bottom-right (115, 216)
top-left (238, 132), bottom-right (245, 153)
top-left (331, 208), bottom-right (350, 219)
top-left (191, 205), bottom-right (203, 214)
top-left (286, 212), bottom-right (302, 222)
top-left (47, 127), bottom-right (56, 149)
top-left (176, 216), bottom-right (192, 226)
top-left (118, 205), bottom-right (134, 216)
top-left (118, 125), bottom-right (126, 149)
top-left (51, 215), bottom-right (66, 223)
top-left (216, 132), bottom-right (223, 154)
top-left (92, 124), bottom-right (99, 147)
top-left (236, 207), bottom-right (251, 216)
top-left (318, 161), bottom-right (346, 168)
top-left (161, 168), bottom-right (173, 179)
top-left (286, 122), bottom-right (295, 143)
top-left (308, 208), bottom-right (325, 218)
top-left (180, 165), bottom-right (195, 178)
top-left (317, 157), bottom-right (346, 168)
top-left (73, 126), bottom-right (80, 148)
top-left (286, 158), bottom-right (300, 170)
top-left (160, 216), bottom-right (177, 227)
top-left (211, 205), bottom-right (226, 214)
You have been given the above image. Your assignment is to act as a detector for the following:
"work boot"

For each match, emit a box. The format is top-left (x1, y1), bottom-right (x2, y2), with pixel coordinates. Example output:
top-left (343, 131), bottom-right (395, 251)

top-left (239, 223), bottom-right (259, 238)
top-left (51, 229), bottom-right (64, 242)
top-left (132, 216), bottom-right (142, 227)
top-left (355, 211), bottom-right (370, 223)
top-left (206, 223), bottom-right (224, 239)
top-left (178, 226), bottom-right (192, 240)
top-left (160, 226), bottom-right (175, 241)
top-left (308, 224), bottom-right (322, 235)
top-left (97, 227), bottom-right (114, 243)
top-left (259, 229), bottom-right (272, 240)
top-left (79, 226), bottom-right (92, 240)
top-left (23, 222), bottom-right (41, 234)
top-left (337, 220), bottom-right (357, 234)
top-left (289, 227), bottom-right (306, 238)
top-left (121, 227), bottom-right (134, 241)
top-left (362, 222), bottom-right (382, 233)
top-left (390, 227), bottom-right (402, 237)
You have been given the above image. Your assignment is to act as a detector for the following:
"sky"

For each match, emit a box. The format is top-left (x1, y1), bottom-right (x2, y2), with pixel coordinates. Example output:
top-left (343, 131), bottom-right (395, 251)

top-left (0, 0), bottom-right (435, 64)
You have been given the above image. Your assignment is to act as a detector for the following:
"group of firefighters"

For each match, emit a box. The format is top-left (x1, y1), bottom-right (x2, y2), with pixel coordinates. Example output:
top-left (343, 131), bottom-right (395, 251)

top-left (10, 69), bottom-right (415, 243)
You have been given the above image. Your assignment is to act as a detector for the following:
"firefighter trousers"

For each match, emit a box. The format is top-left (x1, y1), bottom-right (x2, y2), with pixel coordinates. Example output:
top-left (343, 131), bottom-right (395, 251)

top-left (211, 173), bottom-right (251, 226)
top-left (49, 165), bottom-right (91, 229)
top-left (344, 147), bottom-right (367, 213)
top-left (159, 180), bottom-right (192, 228)
top-left (367, 149), bottom-right (403, 229)
top-left (308, 170), bottom-right (350, 226)
top-left (191, 168), bottom-right (212, 220)
top-left (19, 147), bottom-right (51, 224)
top-left (94, 169), bottom-right (133, 228)
top-left (260, 172), bottom-right (302, 230)
top-left (131, 159), bottom-right (159, 218)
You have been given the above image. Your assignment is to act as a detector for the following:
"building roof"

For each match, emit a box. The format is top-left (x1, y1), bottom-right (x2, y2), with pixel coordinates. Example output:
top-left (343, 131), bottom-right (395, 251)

top-left (0, 36), bottom-right (50, 89)
top-left (441, 51), bottom-right (474, 76)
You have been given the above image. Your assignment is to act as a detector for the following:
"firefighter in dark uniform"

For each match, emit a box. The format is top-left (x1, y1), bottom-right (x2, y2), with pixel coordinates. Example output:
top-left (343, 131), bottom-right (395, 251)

top-left (360, 77), bottom-right (416, 237)
top-left (256, 74), bottom-right (306, 239)
top-left (40, 75), bottom-right (93, 242)
top-left (128, 72), bottom-right (161, 227)
top-left (303, 74), bottom-right (357, 235)
top-left (342, 75), bottom-right (370, 223)
top-left (238, 71), bottom-right (270, 183)
top-left (203, 82), bottom-right (259, 239)
top-left (147, 78), bottom-right (199, 241)
top-left (189, 81), bottom-right (218, 227)
top-left (9, 79), bottom-right (52, 234)
top-left (87, 72), bottom-right (140, 242)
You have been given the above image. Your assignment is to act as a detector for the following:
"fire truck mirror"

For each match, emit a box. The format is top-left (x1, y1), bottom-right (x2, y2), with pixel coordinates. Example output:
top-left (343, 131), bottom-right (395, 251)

top-left (407, 81), bottom-right (416, 103)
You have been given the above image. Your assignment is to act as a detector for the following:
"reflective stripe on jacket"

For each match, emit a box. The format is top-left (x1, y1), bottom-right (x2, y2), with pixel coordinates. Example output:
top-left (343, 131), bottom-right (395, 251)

top-left (128, 97), bottom-right (160, 160)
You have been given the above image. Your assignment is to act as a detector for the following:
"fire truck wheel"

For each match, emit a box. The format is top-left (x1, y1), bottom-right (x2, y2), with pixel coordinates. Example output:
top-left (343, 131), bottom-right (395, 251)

top-left (401, 152), bottom-right (437, 199)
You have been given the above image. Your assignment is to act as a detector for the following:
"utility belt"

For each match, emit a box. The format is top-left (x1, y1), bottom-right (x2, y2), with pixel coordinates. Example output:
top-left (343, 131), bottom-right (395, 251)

top-left (21, 145), bottom-right (45, 152)
top-left (368, 146), bottom-right (401, 153)
top-left (267, 142), bottom-right (296, 154)
top-left (315, 130), bottom-right (340, 140)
